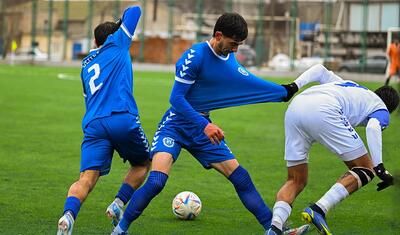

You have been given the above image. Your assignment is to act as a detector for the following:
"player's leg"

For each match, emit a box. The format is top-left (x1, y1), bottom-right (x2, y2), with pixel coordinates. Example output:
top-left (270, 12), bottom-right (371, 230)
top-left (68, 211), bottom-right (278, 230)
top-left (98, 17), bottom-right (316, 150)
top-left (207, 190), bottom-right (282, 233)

top-left (267, 98), bottom-right (313, 235)
top-left (396, 68), bottom-right (400, 115)
top-left (267, 163), bottom-right (308, 235)
top-left (57, 170), bottom-right (100, 235)
top-left (305, 154), bottom-right (374, 222)
top-left (112, 152), bottom-right (174, 234)
top-left (385, 65), bottom-right (396, 85)
top-left (105, 113), bottom-right (151, 226)
top-left (106, 163), bottom-right (150, 226)
top-left (58, 118), bottom-right (113, 235)
top-left (211, 159), bottom-right (273, 230)
top-left (112, 111), bottom-right (182, 234)
top-left (302, 114), bottom-right (372, 235)
top-left (384, 75), bottom-right (392, 86)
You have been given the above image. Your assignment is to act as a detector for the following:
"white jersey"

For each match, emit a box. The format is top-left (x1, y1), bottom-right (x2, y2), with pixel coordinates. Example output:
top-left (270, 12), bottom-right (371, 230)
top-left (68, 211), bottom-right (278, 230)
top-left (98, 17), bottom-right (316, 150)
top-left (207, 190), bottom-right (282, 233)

top-left (286, 64), bottom-right (389, 167)
top-left (298, 80), bottom-right (387, 127)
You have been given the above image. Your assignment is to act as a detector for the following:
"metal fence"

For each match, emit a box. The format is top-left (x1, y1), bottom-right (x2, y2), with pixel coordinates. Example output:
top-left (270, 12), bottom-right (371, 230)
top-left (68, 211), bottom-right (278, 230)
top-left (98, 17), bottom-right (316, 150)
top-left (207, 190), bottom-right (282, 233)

top-left (0, 0), bottom-right (399, 71)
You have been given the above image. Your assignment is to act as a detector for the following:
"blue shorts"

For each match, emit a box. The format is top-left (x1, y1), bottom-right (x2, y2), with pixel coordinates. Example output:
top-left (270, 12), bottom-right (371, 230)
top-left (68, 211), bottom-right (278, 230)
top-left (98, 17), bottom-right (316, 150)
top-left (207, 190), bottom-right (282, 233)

top-left (150, 109), bottom-right (235, 169)
top-left (81, 112), bottom-right (150, 176)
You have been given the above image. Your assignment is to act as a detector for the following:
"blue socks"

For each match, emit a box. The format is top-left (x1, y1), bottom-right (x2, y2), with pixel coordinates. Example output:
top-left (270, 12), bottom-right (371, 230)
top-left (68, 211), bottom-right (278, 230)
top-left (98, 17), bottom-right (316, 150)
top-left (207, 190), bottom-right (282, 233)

top-left (63, 196), bottom-right (81, 219)
top-left (119, 171), bottom-right (168, 231)
top-left (115, 167), bottom-right (271, 232)
top-left (228, 166), bottom-right (272, 230)
top-left (116, 183), bottom-right (136, 205)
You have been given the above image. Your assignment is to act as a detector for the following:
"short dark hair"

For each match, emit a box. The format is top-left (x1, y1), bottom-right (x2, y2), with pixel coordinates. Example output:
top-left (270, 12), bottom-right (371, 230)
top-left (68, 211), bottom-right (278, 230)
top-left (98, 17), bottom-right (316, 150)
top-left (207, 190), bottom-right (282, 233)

top-left (375, 86), bottom-right (400, 113)
top-left (213, 12), bottom-right (248, 41)
top-left (94, 21), bottom-right (119, 47)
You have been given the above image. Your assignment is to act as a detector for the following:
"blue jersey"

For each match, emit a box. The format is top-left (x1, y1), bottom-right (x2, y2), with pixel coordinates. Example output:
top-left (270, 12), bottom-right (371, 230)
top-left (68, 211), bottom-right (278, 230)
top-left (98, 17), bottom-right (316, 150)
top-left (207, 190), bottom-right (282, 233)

top-left (169, 41), bottom-right (287, 129)
top-left (80, 6), bottom-right (141, 129)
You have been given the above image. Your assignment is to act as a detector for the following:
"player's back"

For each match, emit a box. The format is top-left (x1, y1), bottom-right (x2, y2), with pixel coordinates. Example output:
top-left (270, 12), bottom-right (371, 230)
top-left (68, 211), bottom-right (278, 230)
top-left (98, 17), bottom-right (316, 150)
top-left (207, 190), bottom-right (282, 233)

top-left (297, 81), bottom-right (387, 126)
top-left (80, 28), bottom-right (138, 128)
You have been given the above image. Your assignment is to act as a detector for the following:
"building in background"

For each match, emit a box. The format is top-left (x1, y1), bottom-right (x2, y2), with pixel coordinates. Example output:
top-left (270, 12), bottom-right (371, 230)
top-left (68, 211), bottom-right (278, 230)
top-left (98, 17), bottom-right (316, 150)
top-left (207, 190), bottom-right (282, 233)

top-left (0, 0), bottom-right (399, 71)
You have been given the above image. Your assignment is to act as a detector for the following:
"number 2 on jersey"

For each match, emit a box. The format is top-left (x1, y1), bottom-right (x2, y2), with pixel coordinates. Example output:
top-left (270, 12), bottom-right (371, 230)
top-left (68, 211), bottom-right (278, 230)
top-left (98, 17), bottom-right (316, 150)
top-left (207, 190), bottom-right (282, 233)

top-left (88, 63), bottom-right (102, 95)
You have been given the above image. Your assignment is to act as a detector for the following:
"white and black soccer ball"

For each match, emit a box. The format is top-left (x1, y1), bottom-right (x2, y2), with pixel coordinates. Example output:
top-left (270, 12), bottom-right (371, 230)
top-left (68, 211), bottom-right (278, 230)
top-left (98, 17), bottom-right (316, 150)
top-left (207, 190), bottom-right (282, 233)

top-left (172, 191), bottom-right (202, 220)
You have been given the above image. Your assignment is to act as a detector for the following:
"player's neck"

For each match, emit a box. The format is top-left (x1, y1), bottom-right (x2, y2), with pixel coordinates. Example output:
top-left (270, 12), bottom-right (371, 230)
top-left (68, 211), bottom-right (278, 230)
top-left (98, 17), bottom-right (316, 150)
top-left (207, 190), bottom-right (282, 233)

top-left (209, 38), bottom-right (223, 56)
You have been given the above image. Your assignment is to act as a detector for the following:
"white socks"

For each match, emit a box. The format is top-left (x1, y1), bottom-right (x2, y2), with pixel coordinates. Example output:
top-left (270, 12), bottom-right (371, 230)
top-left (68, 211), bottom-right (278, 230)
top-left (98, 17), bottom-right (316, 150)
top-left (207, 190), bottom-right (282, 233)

top-left (271, 201), bottom-right (292, 231)
top-left (316, 183), bottom-right (349, 214)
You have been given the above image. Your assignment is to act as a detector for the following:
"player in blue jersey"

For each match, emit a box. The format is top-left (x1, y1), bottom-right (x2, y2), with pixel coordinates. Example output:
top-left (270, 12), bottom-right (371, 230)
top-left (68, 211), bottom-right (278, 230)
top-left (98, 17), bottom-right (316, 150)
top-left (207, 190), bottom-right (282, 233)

top-left (265, 65), bottom-right (400, 235)
top-left (57, 6), bottom-right (150, 235)
top-left (111, 12), bottom-right (310, 235)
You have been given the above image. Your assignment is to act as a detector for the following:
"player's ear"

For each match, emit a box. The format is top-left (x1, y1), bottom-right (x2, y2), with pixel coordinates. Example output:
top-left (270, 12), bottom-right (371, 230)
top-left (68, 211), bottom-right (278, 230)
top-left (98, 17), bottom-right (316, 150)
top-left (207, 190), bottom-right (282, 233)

top-left (214, 31), bottom-right (223, 41)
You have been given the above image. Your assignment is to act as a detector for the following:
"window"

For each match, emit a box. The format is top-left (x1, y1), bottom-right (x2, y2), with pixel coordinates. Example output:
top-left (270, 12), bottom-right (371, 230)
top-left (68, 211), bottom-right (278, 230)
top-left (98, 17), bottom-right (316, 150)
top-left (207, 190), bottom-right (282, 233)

top-left (381, 4), bottom-right (399, 31)
top-left (349, 3), bottom-right (399, 32)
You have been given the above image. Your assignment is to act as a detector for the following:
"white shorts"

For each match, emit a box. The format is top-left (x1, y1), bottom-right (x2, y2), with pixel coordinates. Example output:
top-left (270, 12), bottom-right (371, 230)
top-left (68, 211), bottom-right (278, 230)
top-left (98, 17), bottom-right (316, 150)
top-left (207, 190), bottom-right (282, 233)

top-left (284, 94), bottom-right (367, 167)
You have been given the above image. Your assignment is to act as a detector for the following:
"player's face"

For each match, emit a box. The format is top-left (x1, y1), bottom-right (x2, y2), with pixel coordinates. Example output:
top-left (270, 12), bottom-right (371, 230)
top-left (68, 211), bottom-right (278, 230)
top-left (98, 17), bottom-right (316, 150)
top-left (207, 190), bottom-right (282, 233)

top-left (215, 32), bottom-right (244, 56)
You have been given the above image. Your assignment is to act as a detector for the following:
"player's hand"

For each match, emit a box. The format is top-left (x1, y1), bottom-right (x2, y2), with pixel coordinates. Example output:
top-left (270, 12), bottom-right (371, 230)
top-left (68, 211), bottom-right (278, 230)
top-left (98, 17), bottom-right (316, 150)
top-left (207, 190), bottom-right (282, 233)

top-left (373, 163), bottom-right (394, 191)
top-left (281, 82), bottom-right (299, 102)
top-left (204, 123), bottom-right (224, 145)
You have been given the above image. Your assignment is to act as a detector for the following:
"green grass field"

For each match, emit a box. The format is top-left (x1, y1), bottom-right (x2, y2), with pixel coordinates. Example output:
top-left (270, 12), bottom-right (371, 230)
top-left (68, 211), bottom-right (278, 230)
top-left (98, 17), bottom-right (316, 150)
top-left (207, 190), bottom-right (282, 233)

top-left (0, 64), bottom-right (399, 235)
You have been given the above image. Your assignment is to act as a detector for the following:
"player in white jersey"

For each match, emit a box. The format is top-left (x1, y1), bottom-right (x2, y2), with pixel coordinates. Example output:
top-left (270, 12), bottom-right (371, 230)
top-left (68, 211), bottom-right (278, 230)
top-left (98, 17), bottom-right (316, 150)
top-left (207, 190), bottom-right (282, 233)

top-left (266, 64), bottom-right (400, 235)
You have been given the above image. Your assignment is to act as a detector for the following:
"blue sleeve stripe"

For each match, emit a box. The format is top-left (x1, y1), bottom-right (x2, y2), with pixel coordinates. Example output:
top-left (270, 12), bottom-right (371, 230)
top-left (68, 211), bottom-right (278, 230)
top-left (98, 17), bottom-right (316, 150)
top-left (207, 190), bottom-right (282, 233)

top-left (121, 23), bottom-right (132, 39)
top-left (175, 76), bottom-right (195, 84)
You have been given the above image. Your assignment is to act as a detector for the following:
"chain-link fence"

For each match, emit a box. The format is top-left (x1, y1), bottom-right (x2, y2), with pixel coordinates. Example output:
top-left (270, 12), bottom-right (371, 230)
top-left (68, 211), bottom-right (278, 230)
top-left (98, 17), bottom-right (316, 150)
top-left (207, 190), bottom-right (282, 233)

top-left (0, 0), bottom-right (399, 71)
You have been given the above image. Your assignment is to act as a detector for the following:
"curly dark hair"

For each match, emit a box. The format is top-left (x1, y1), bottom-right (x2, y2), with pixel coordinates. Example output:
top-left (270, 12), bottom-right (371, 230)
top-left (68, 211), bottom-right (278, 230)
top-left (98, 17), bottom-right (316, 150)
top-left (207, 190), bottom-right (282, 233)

top-left (213, 12), bottom-right (248, 41)
top-left (94, 21), bottom-right (119, 47)
top-left (375, 86), bottom-right (400, 113)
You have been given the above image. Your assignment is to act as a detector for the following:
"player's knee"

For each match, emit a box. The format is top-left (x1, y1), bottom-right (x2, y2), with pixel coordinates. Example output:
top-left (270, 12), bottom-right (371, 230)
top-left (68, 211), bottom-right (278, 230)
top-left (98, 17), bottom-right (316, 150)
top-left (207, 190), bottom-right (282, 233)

top-left (228, 166), bottom-right (253, 191)
top-left (349, 167), bottom-right (375, 189)
top-left (147, 171), bottom-right (168, 195)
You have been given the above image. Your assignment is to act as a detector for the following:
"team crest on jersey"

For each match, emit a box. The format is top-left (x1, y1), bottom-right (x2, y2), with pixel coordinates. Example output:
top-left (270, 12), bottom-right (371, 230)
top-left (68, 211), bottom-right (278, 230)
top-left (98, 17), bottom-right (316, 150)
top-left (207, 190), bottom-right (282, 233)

top-left (238, 67), bottom-right (249, 76)
top-left (163, 137), bottom-right (175, 148)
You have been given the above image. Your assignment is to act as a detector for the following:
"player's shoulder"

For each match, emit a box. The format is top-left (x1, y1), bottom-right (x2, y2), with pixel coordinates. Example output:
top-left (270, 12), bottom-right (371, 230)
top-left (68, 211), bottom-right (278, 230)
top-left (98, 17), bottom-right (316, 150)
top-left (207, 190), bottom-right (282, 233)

top-left (182, 42), bottom-right (207, 57)
top-left (176, 42), bottom-right (206, 66)
top-left (81, 48), bottom-right (101, 69)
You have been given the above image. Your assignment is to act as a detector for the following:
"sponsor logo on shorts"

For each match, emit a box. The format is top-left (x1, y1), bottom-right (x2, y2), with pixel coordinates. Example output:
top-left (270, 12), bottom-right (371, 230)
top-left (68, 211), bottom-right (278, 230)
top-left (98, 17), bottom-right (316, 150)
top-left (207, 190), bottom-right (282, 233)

top-left (163, 137), bottom-right (175, 148)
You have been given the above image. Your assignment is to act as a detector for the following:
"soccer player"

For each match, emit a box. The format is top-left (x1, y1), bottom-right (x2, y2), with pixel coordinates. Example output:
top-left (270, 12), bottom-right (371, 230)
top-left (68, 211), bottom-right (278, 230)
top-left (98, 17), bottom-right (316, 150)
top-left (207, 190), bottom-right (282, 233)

top-left (266, 64), bottom-right (399, 235)
top-left (57, 6), bottom-right (150, 235)
top-left (110, 12), bottom-right (309, 235)
top-left (384, 39), bottom-right (400, 86)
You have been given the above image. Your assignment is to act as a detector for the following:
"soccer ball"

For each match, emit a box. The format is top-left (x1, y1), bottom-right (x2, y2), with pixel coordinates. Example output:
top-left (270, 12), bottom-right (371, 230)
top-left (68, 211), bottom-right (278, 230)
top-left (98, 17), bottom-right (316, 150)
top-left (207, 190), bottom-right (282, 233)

top-left (172, 191), bottom-right (202, 220)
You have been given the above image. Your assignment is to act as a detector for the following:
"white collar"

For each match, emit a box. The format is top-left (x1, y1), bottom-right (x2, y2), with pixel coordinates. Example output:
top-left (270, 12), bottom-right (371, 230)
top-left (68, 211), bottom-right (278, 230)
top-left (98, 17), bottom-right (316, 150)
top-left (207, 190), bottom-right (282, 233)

top-left (206, 41), bottom-right (230, 61)
top-left (89, 47), bottom-right (100, 52)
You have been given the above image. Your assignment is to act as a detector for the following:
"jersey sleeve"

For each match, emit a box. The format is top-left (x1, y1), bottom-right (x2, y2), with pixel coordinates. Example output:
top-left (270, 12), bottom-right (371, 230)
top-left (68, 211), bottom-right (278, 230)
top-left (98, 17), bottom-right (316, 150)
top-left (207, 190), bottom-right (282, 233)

top-left (174, 47), bottom-right (202, 85)
top-left (368, 109), bottom-right (390, 129)
top-left (80, 69), bottom-right (87, 98)
top-left (365, 110), bottom-right (390, 167)
top-left (365, 118), bottom-right (383, 167)
top-left (112, 6), bottom-right (141, 49)
top-left (294, 64), bottom-right (343, 89)
top-left (169, 81), bottom-right (210, 130)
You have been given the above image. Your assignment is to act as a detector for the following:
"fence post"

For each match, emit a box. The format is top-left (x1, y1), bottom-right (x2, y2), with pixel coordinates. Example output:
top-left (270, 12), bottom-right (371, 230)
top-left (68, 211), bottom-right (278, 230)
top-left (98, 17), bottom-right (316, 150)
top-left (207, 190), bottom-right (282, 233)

top-left (196, 0), bottom-right (203, 42)
top-left (289, 0), bottom-right (298, 70)
top-left (360, 0), bottom-right (368, 73)
top-left (324, 1), bottom-right (332, 62)
top-left (63, 0), bottom-right (69, 61)
top-left (87, 0), bottom-right (93, 52)
top-left (47, 0), bottom-right (53, 61)
top-left (167, 0), bottom-right (174, 64)
top-left (255, 0), bottom-right (265, 67)
top-left (138, 0), bottom-right (146, 62)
